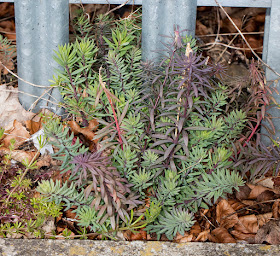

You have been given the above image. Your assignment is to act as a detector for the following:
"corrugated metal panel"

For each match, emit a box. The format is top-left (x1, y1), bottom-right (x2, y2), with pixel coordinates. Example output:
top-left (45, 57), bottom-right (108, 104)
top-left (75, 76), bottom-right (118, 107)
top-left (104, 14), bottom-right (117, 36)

top-left (261, 0), bottom-right (280, 144)
top-left (70, 0), bottom-right (142, 4)
top-left (0, 0), bottom-right (273, 7)
top-left (198, 0), bottom-right (271, 7)
top-left (14, 0), bottom-right (68, 114)
top-left (69, 0), bottom-right (271, 7)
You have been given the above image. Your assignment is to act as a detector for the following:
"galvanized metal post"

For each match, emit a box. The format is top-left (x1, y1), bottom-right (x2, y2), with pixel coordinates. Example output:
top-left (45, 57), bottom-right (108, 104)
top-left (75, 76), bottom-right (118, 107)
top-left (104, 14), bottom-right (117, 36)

top-left (14, 0), bottom-right (69, 114)
top-left (142, 0), bottom-right (198, 62)
top-left (261, 0), bottom-right (280, 145)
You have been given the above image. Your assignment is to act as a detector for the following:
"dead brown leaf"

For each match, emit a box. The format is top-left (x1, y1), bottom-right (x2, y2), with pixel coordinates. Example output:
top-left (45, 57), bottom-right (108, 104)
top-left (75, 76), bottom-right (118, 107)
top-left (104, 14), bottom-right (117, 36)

top-left (204, 221), bottom-right (211, 230)
top-left (195, 230), bottom-right (210, 242)
top-left (0, 147), bottom-right (38, 163)
top-left (56, 225), bottom-right (66, 234)
top-left (247, 184), bottom-right (277, 199)
top-left (178, 235), bottom-right (193, 243)
top-left (201, 209), bottom-right (209, 215)
top-left (123, 230), bottom-right (132, 240)
top-left (0, 21), bottom-right (15, 33)
top-left (273, 177), bottom-right (280, 187)
top-left (235, 184), bottom-right (251, 201)
top-left (65, 208), bottom-right (77, 220)
top-left (209, 227), bottom-right (236, 243)
top-left (68, 119), bottom-right (99, 142)
top-left (130, 230), bottom-right (147, 241)
top-left (256, 190), bottom-right (276, 202)
top-left (0, 85), bottom-right (35, 130)
top-left (174, 232), bottom-right (193, 243)
top-left (230, 230), bottom-right (255, 242)
top-left (272, 199), bottom-right (280, 218)
top-left (3, 120), bottom-right (30, 148)
top-left (24, 232), bottom-right (36, 239)
top-left (189, 222), bottom-right (202, 237)
top-left (220, 17), bottom-right (243, 33)
top-left (228, 199), bottom-right (247, 211)
top-left (36, 154), bottom-right (60, 169)
top-left (0, 20), bottom-right (16, 40)
top-left (6, 230), bottom-right (24, 239)
top-left (234, 213), bottom-right (272, 234)
top-left (257, 212), bottom-right (273, 227)
top-left (234, 219), bottom-right (253, 234)
top-left (255, 220), bottom-right (280, 245)
top-left (238, 35), bottom-right (263, 58)
top-left (25, 119), bottom-right (42, 135)
top-left (11, 149), bottom-right (37, 163)
top-left (207, 233), bottom-right (219, 243)
top-left (51, 170), bottom-right (71, 184)
top-left (196, 20), bottom-right (212, 36)
top-left (0, 3), bottom-right (14, 17)
top-left (216, 199), bottom-right (239, 229)
top-left (123, 230), bottom-right (147, 241)
top-left (241, 200), bottom-right (256, 206)
top-left (254, 177), bottom-right (274, 189)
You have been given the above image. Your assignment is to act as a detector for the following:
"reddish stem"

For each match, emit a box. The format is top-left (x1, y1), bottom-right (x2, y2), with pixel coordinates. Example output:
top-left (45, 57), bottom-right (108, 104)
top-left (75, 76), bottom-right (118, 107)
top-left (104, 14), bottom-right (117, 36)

top-left (237, 91), bottom-right (267, 155)
top-left (103, 89), bottom-right (123, 150)
top-left (244, 119), bottom-right (262, 146)
top-left (237, 118), bottom-right (262, 155)
top-left (99, 68), bottom-right (123, 150)
top-left (109, 98), bottom-right (123, 150)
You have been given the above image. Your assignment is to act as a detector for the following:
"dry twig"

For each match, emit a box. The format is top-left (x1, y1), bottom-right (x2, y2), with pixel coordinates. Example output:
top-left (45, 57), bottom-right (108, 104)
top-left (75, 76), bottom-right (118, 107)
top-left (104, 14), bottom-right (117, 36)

top-left (215, 0), bottom-right (280, 78)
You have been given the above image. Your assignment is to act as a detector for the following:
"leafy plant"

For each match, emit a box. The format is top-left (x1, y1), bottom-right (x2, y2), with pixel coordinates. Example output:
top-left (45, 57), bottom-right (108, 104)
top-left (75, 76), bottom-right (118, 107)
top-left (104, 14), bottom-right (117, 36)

top-left (43, 116), bottom-right (88, 172)
top-left (39, 10), bottom-right (267, 240)
top-left (180, 168), bottom-right (245, 212)
top-left (146, 208), bottom-right (195, 240)
top-left (37, 179), bottom-right (158, 235)
top-left (71, 152), bottom-right (142, 228)
top-left (37, 179), bottom-right (109, 232)
top-left (0, 130), bottom-right (61, 238)
top-left (233, 141), bottom-right (280, 180)
top-left (51, 39), bottom-right (98, 126)
top-left (0, 169), bottom-right (61, 238)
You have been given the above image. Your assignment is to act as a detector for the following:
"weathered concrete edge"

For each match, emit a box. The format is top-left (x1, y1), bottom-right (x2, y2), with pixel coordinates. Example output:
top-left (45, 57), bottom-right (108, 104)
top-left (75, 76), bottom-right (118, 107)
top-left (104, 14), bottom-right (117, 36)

top-left (0, 239), bottom-right (279, 256)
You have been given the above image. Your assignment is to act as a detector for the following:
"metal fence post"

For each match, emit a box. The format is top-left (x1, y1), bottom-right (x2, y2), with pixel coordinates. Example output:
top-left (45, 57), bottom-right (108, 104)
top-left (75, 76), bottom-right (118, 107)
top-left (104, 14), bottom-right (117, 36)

top-left (14, 0), bottom-right (69, 114)
top-left (142, 0), bottom-right (198, 62)
top-left (261, 0), bottom-right (280, 144)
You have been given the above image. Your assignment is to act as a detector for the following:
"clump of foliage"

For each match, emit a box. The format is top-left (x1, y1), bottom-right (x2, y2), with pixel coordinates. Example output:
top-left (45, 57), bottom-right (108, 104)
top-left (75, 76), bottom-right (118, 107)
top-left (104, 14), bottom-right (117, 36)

top-left (37, 178), bottom-right (156, 235)
top-left (233, 141), bottom-right (280, 180)
top-left (42, 115), bottom-right (144, 233)
top-left (146, 207), bottom-right (195, 240)
top-left (229, 60), bottom-right (278, 180)
top-left (0, 130), bottom-right (61, 238)
top-left (36, 11), bottom-right (271, 240)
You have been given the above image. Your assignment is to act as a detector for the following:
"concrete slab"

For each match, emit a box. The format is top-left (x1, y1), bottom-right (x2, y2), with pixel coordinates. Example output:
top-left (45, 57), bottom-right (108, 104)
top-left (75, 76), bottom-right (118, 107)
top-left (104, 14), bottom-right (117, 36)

top-left (0, 239), bottom-right (280, 256)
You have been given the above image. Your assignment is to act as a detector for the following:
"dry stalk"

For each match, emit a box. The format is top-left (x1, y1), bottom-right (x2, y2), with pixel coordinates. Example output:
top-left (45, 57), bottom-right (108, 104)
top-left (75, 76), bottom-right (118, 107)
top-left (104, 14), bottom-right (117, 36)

top-left (215, 0), bottom-right (280, 78)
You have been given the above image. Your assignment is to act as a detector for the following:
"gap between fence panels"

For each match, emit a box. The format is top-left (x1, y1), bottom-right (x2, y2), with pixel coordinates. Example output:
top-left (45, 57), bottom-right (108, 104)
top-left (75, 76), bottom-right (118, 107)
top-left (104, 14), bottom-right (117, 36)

top-left (0, 0), bottom-right (273, 8)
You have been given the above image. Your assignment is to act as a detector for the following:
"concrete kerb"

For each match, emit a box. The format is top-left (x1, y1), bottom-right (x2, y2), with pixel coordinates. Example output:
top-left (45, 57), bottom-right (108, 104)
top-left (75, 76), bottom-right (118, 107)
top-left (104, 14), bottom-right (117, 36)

top-left (0, 239), bottom-right (280, 256)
